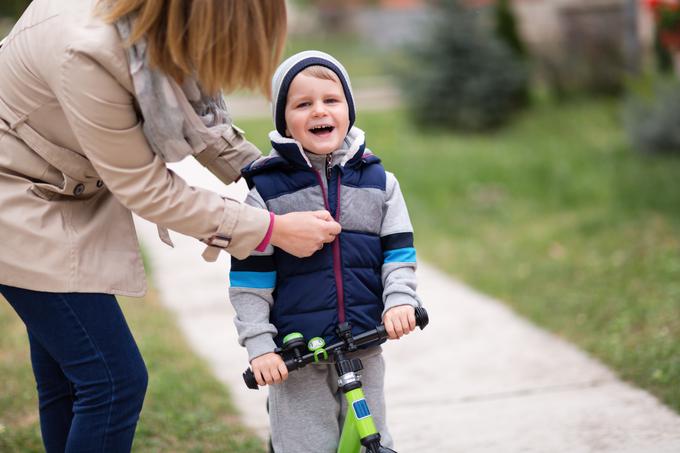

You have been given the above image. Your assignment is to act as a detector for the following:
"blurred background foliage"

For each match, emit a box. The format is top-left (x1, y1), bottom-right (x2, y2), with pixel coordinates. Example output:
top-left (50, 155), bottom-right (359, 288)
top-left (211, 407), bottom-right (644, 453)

top-left (282, 0), bottom-right (680, 414)
top-left (287, 0), bottom-right (680, 149)
top-left (625, 76), bottom-right (680, 154)
top-left (0, 0), bottom-right (29, 36)
top-left (394, 0), bottom-right (529, 131)
top-left (0, 0), bottom-right (30, 19)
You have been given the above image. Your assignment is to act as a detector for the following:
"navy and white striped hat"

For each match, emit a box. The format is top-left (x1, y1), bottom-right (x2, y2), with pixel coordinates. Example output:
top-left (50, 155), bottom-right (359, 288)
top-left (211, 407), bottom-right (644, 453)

top-left (271, 50), bottom-right (355, 137)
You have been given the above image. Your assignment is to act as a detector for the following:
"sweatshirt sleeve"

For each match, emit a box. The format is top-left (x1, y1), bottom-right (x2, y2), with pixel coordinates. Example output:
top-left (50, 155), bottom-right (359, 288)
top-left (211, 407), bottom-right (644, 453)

top-left (56, 49), bottom-right (269, 260)
top-left (229, 188), bottom-right (278, 361)
top-left (380, 172), bottom-right (422, 315)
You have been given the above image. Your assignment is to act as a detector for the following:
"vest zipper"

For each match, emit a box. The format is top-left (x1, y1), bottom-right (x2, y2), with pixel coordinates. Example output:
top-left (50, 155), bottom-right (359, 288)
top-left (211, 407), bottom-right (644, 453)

top-left (333, 171), bottom-right (345, 323)
top-left (325, 154), bottom-right (332, 180)
top-left (313, 161), bottom-right (346, 324)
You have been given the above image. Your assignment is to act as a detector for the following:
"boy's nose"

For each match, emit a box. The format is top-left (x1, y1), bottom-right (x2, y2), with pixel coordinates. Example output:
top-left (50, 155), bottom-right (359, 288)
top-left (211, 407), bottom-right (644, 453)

top-left (312, 102), bottom-right (327, 116)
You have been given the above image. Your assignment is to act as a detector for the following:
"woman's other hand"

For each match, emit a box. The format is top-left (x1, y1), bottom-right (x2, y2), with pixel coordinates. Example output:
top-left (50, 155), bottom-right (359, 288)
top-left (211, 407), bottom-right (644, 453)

top-left (250, 352), bottom-right (288, 386)
top-left (270, 210), bottom-right (341, 257)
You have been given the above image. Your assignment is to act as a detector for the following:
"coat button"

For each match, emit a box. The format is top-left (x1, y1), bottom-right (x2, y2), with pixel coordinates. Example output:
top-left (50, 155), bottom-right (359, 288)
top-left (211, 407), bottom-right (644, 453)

top-left (96, 180), bottom-right (103, 188)
top-left (73, 183), bottom-right (85, 196)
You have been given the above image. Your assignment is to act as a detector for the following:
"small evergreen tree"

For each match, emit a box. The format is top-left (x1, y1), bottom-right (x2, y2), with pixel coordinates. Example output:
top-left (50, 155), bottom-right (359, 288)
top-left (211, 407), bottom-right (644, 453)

top-left (397, 0), bottom-right (528, 131)
top-left (494, 0), bottom-right (526, 57)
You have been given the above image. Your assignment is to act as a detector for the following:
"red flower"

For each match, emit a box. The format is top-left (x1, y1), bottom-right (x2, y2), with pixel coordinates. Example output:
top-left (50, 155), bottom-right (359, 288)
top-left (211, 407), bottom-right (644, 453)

top-left (644, 0), bottom-right (680, 10)
top-left (647, 0), bottom-right (680, 50)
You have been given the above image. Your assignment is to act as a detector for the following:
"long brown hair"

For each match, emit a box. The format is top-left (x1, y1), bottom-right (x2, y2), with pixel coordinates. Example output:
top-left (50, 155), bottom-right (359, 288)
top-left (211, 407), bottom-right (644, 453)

top-left (100, 0), bottom-right (287, 97)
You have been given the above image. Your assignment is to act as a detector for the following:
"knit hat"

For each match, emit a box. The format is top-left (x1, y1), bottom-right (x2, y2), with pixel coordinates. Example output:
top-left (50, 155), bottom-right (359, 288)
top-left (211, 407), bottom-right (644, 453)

top-left (271, 50), bottom-right (355, 137)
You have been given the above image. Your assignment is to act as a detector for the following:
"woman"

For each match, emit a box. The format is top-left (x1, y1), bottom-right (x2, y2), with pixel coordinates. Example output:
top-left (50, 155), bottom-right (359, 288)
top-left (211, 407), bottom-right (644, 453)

top-left (0, 0), bottom-right (341, 451)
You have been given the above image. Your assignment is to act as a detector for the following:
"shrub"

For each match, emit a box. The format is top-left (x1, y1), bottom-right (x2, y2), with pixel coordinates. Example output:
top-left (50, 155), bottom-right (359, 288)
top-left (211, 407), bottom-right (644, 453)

top-left (494, 0), bottom-right (526, 57)
top-left (397, 0), bottom-right (528, 131)
top-left (624, 78), bottom-right (680, 154)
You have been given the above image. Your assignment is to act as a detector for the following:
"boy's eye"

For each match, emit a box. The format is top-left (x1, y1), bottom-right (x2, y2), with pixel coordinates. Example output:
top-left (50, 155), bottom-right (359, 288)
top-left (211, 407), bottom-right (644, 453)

top-left (296, 101), bottom-right (310, 108)
top-left (325, 98), bottom-right (339, 104)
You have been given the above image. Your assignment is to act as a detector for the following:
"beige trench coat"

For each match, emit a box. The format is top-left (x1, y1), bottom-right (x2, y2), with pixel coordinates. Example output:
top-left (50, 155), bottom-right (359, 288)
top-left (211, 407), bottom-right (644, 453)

top-left (0, 0), bottom-right (270, 297)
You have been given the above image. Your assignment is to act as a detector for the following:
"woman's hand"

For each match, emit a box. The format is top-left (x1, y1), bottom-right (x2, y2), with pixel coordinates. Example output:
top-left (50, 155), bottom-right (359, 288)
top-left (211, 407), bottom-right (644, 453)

top-left (251, 352), bottom-right (288, 386)
top-left (383, 305), bottom-right (417, 340)
top-left (270, 210), bottom-right (341, 257)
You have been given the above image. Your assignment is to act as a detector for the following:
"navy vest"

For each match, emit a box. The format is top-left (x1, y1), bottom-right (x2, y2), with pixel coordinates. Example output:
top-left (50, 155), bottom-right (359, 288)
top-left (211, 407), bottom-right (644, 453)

top-left (242, 143), bottom-right (386, 347)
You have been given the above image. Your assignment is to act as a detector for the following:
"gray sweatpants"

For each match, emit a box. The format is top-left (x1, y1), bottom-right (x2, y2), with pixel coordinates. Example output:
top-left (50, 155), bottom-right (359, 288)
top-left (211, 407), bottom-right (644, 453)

top-left (268, 347), bottom-right (393, 453)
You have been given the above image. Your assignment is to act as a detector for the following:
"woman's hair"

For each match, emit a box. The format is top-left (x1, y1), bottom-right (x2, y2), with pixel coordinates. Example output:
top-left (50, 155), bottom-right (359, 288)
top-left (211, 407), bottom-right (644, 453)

top-left (100, 0), bottom-right (287, 97)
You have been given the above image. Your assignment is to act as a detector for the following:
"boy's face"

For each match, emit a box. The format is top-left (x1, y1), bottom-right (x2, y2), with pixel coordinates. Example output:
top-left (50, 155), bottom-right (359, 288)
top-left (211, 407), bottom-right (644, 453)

top-left (284, 73), bottom-right (349, 155)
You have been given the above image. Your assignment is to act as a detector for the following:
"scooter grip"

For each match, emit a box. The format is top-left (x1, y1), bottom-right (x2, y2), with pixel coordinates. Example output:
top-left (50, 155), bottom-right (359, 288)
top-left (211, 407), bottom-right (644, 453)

top-left (243, 368), bottom-right (259, 390)
top-left (415, 306), bottom-right (429, 330)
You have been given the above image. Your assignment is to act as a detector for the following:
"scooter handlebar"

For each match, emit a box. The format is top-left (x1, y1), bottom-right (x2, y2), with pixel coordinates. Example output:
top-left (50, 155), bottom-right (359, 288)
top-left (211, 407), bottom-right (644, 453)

top-left (243, 307), bottom-right (429, 390)
top-left (243, 368), bottom-right (259, 390)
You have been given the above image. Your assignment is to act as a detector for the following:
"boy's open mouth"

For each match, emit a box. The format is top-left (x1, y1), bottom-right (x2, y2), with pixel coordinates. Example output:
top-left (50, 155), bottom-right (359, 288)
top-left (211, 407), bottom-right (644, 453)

top-left (309, 125), bottom-right (334, 135)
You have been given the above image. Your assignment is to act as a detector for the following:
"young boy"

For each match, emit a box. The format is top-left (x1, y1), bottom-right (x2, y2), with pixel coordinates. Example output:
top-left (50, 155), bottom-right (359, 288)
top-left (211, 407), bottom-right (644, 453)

top-left (229, 50), bottom-right (421, 453)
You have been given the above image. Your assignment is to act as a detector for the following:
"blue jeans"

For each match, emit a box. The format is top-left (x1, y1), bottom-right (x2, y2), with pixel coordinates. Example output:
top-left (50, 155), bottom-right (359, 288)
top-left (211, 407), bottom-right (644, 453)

top-left (0, 285), bottom-right (148, 453)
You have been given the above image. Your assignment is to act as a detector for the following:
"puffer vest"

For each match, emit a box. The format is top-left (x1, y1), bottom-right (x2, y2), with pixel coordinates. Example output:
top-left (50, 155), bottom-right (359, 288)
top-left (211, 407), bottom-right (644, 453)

top-left (242, 138), bottom-right (386, 347)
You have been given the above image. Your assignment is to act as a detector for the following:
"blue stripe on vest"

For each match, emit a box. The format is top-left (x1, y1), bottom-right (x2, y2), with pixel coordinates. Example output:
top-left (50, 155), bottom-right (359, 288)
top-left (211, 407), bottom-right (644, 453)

top-left (381, 232), bottom-right (414, 250)
top-left (230, 271), bottom-right (277, 289)
top-left (383, 247), bottom-right (416, 264)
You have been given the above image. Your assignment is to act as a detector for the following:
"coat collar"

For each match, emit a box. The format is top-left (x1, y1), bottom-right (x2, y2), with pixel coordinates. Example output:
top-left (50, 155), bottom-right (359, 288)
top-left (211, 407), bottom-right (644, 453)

top-left (242, 126), bottom-right (379, 190)
top-left (267, 126), bottom-right (368, 169)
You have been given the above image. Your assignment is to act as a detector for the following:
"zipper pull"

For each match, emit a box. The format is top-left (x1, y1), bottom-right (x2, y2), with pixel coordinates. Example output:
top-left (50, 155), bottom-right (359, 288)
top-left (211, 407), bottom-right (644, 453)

top-left (326, 154), bottom-right (332, 180)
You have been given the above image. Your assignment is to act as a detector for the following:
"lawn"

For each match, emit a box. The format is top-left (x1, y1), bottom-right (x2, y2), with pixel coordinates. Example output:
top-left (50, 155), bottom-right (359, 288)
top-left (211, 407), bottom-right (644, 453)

top-left (0, 291), bottom-right (265, 453)
top-left (236, 97), bottom-right (680, 414)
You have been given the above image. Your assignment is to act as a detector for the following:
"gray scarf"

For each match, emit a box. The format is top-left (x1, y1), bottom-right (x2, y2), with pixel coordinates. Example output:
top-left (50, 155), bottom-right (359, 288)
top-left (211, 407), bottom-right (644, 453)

top-left (115, 16), bottom-right (234, 162)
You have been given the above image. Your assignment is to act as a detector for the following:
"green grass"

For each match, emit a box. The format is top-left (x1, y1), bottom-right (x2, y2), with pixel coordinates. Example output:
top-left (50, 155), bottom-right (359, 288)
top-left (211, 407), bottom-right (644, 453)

top-left (0, 292), bottom-right (265, 453)
top-left (237, 98), bottom-right (680, 413)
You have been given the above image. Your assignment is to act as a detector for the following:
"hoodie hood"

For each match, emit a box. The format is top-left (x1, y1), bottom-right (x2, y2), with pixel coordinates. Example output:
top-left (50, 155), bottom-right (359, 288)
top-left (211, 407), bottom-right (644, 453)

top-left (264, 126), bottom-right (367, 170)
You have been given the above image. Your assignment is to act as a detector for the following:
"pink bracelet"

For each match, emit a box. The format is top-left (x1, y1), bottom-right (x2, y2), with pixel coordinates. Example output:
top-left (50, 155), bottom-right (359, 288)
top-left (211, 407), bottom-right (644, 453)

top-left (255, 211), bottom-right (275, 252)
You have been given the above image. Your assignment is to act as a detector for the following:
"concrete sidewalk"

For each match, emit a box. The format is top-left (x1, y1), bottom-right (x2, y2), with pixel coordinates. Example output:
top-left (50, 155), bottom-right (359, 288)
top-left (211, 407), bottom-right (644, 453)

top-left (134, 157), bottom-right (680, 452)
